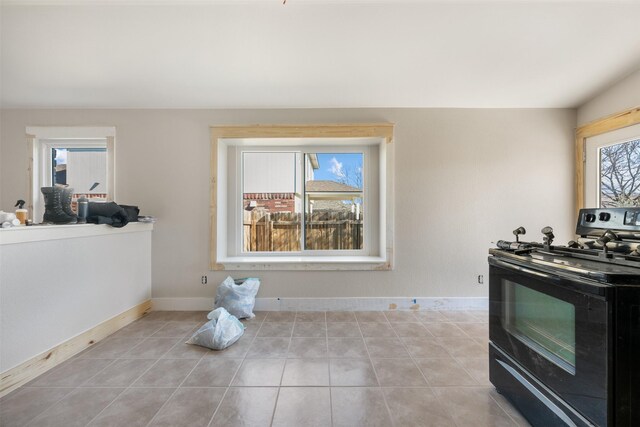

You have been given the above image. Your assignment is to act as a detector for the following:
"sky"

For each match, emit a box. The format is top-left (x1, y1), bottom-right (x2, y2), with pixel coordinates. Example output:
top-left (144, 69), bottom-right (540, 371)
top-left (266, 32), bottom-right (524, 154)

top-left (54, 148), bottom-right (67, 165)
top-left (312, 153), bottom-right (363, 188)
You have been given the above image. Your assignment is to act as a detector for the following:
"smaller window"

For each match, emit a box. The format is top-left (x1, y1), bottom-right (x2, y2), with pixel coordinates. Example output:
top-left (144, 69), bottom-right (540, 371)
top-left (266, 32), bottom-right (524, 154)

top-left (51, 146), bottom-right (109, 201)
top-left (584, 123), bottom-right (640, 208)
top-left (27, 127), bottom-right (116, 223)
top-left (576, 106), bottom-right (640, 211)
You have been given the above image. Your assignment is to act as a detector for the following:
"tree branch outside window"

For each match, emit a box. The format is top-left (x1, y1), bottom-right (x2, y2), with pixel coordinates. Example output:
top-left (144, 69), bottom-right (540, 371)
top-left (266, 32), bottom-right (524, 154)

top-left (600, 139), bottom-right (640, 207)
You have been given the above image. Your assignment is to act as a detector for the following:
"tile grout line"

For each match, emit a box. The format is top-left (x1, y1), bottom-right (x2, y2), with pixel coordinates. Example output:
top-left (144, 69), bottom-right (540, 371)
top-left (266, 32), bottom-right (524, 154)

top-left (488, 391), bottom-right (527, 426)
top-left (20, 385), bottom-right (357, 390)
top-left (393, 312), bottom-right (494, 427)
top-left (443, 321), bottom-right (491, 389)
top-left (474, 310), bottom-right (522, 425)
top-left (324, 311), bottom-right (333, 427)
top-left (388, 317), bottom-right (435, 388)
top-left (428, 321), bottom-right (488, 385)
top-left (42, 322), bottom-right (165, 384)
top-left (82, 332), bottom-right (183, 425)
top-left (392, 310), bottom-right (470, 427)
top-left (357, 312), bottom-right (396, 427)
top-left (144, 337), bottom-right (211, 427)
top-left (75, 333), bottom-right (163, 386)
top-left (12, 311), bottom-right (498, 427)
top-left (385, 311), bottom-right (437, 424)
top-left (453, 354), bottom-right (487, 387)
top-left (81, 313), bottom-right (208, 426)
top-left (207, 313), bottom-right (266, 427)
top-left (18, 387), bottom-right (75, 427)
top-left (387, 311), bottom-right (466, 427)
top-left (22, 319), bottom-right (173, 427)
top-left (267, 310), bottom-right (297, 427)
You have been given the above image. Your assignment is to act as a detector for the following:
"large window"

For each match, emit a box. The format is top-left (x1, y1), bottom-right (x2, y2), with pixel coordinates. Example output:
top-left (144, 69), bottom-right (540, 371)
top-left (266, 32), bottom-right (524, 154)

top-left (211, 124), bottom-right (394, 271)
top-left (241, 151), bottom-right (365, 253)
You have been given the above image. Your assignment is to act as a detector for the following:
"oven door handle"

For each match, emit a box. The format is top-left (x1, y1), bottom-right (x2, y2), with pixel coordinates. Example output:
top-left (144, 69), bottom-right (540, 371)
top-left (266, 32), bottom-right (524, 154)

top-left (490, 258), bottom-right (561, 281)
top-left (490, 256), bottom-right (609, 298)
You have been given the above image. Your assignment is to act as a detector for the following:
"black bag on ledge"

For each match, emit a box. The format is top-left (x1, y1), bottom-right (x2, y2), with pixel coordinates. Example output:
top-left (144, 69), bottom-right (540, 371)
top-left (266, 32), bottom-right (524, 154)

top-left (87, 202), bottom-right (130, 228)
top-left (120, 205), bottom-right (140, 222)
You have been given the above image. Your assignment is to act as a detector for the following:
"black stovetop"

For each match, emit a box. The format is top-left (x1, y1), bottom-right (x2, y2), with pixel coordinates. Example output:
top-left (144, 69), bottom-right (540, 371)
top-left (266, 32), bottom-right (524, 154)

top-left (489, 247), bottom-right (640, 284)
top-left (490, 207), bottom-right (640, 285)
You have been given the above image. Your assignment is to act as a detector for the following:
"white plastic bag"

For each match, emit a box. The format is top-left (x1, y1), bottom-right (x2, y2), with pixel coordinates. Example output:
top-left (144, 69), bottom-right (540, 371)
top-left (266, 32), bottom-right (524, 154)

top-left (214, 276), bottom-right (260, 319)
top-left (185, 307), bottom-right (244, 350)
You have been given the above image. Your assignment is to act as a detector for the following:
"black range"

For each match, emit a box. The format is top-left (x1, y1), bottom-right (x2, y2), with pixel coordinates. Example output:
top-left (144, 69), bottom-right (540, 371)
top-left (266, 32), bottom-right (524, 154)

top-left (488, 207), bottom-right (640, 427)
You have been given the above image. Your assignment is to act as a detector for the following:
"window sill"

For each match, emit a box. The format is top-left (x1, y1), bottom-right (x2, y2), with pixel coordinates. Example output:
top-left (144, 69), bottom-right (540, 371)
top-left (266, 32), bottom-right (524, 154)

top-left (214, 256), bottom-right (391, 271)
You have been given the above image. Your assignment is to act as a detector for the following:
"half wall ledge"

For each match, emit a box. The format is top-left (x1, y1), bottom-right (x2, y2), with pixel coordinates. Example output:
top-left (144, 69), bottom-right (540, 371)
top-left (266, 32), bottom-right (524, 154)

top-left (0, 222), bottom-right (153, 245)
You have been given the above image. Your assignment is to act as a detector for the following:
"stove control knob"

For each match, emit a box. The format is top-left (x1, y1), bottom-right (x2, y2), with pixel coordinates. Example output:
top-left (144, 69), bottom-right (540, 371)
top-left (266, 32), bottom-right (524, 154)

top-left (512, 226), bottom-right (526, 237)
top-left (599, 212), bottom-right (611, 221)
top-left (598, 230), bottom-right (619, 247)
top-left (541, 226), bottom-right (555, 246)
top-left (585, 213), bottom-right (596, 223)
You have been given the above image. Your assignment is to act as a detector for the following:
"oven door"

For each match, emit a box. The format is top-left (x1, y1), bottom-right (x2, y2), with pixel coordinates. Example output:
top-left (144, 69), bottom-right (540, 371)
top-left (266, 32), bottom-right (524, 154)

top-left (489, 258), bottom-right (611, 426)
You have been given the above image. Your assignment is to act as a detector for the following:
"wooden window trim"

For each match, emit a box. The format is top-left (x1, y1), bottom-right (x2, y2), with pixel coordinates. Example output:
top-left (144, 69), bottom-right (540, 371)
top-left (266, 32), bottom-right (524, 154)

top-left (575, 106), bottom-right (640, 214)
top-left (209, 123), bottom-right (394, 271)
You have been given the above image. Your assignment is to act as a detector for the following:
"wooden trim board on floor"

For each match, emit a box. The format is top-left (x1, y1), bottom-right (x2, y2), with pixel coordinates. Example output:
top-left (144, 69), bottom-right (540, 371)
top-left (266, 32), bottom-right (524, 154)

top-left (0, 299), bottom-right (152, 398)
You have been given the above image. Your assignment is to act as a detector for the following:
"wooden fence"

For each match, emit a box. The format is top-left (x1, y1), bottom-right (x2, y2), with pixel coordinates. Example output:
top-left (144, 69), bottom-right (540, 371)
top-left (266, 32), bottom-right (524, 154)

top-left (243, 209), bottom-right (363, 251)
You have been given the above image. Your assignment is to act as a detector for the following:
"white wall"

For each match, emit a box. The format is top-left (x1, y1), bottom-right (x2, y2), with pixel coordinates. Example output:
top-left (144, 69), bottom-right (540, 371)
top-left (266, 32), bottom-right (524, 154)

top-left (0, 225), bottom-right (152, 371)
top-left (0, 109), bottom-right (577, 301)
top-left (577, 68), bottom-right (640, 126)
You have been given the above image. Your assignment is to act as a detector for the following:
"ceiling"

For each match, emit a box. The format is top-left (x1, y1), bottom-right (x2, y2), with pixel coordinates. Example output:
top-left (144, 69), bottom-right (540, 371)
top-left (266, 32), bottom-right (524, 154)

top-left (2, 1), bottom-right (640, 108)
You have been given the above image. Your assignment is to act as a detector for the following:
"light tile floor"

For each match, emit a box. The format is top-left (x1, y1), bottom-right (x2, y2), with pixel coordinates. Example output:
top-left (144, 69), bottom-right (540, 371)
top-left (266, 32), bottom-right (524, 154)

top-left (0, 310), bottom-right (531, 427)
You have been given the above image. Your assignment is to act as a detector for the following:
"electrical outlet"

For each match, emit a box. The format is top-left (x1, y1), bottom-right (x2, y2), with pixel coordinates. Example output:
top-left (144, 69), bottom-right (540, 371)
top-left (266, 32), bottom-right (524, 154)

top-left (201, 275), bottom-right (208, 285)
top-left (477, 275), bottom-right (484, 285)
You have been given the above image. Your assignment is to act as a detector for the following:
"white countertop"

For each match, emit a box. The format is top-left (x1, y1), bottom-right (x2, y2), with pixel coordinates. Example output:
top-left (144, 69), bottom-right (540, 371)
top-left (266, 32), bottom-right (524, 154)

top-left (0, 222), bottom-right (154, 245)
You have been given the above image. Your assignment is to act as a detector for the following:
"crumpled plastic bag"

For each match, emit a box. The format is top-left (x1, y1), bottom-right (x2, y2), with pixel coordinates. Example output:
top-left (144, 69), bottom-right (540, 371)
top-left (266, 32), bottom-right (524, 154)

top-left (214, 276), bottom-right (260, 319)
top-left (185, 307), bottom-right (244, 350)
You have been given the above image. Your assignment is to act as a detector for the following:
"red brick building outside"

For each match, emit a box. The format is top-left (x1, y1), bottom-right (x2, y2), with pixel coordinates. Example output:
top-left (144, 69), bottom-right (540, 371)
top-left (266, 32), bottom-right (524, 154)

top-left (243, 193), bottom-right (296, 213)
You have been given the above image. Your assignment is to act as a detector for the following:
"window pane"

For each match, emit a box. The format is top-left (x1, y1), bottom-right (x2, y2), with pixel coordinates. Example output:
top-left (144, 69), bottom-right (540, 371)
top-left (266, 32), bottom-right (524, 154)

top-left (242, 152), bottom-right (301, 252)
top-left (52, 147), bottom-right (108, 212)
top-left (304, 153), bottom-right (363, 250)
top-left (600, 139), bottom-right (640, 207)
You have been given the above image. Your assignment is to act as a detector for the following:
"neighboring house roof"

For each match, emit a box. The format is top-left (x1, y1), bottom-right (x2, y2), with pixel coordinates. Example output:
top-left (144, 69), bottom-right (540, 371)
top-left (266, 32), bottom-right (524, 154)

top-left (306, 180), bottom-right (361, 192)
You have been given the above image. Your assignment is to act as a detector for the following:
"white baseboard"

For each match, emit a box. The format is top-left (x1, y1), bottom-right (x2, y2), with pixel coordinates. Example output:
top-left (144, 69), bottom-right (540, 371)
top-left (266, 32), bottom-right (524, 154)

top-left (152, 296), bottom-right (488, 312)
